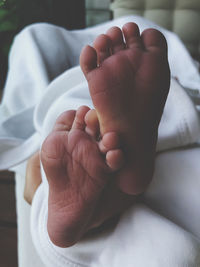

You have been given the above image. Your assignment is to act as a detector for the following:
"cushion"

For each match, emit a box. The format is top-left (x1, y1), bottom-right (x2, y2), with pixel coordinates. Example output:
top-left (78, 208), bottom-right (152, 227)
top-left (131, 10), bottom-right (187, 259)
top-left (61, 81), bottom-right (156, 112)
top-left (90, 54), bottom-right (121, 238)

top-left (110, 0), bottom-right (200, 58)
top-left (86, 0), bottom-right (112, 27)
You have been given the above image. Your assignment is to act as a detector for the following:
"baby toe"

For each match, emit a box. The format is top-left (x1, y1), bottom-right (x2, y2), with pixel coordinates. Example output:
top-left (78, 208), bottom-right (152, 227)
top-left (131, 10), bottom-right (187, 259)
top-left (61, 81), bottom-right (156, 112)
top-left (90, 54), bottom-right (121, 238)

top-left (122, 22), bottom-right (142, 49)
top-left (99, 132), bottom-right (120, 154)
top-left (53, 110), bottom-right (76, 132)
top-left (106, 26), bottom-right (125, 53)
top-left (106, 149), bottom-right (124, 171)
top-left (93, 34), bottom-right (112, 65)
top-left (85, 109), bottom-right (100, 139)
top-left (141, 28), bottom-right (167, 53)
top-left (80, 45), bottom-right (97, 76)
top-left (72, 106), bottom-right (90, 130)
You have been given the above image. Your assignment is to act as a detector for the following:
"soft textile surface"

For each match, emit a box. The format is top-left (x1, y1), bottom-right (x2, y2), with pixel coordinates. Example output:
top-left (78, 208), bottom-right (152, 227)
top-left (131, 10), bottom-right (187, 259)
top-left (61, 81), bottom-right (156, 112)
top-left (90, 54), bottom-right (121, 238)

top-left (0, 16), bottom-right (200, 266)
top-left (15, 169), bottom-right (46, 267)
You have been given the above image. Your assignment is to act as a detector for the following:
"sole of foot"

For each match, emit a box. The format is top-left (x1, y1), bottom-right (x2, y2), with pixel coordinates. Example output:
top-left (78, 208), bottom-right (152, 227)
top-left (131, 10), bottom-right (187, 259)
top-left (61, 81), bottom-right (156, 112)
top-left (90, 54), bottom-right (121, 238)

top-left (80, 22), bottom-right (170, 195)
top-left (41, 106), bottom-right (125, 247)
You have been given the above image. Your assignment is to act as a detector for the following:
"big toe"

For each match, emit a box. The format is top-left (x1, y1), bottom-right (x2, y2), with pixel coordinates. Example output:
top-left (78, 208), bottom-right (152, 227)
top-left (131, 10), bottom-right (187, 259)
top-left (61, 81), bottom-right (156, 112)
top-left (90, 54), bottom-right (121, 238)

top-left (53, 110), bottom-right (76, 132)
top-left (141, 28), bottom-right (167, 53)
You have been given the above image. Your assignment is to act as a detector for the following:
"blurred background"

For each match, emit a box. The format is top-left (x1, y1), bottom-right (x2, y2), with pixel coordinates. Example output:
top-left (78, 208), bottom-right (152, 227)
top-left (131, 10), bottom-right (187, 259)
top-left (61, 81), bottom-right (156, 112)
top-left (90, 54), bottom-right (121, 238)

top-left (0, 0), bottom-right (113, 92)
top-left (0, 0), bottom-right (86, 91)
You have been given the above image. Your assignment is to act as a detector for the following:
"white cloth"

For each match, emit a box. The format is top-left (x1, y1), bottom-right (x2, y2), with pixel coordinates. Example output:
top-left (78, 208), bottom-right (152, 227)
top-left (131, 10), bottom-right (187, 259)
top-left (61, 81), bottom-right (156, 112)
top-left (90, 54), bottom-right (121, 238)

top-left (15, 167), bottom-right (46, 267)
top-left (1, 15), bottom-right (200, 266)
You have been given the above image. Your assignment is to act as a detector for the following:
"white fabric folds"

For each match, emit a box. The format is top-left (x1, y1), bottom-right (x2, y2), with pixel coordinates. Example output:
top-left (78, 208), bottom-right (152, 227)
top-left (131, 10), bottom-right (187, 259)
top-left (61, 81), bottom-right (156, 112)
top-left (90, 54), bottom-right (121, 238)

top-left (0, 15), bottom-right (200, 266)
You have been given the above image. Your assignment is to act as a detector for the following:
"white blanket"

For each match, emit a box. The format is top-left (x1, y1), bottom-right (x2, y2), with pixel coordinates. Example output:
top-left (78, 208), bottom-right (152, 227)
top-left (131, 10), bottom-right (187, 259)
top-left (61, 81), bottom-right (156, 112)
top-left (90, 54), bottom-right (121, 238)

top-left (1, 15), bottom-right (200, 266)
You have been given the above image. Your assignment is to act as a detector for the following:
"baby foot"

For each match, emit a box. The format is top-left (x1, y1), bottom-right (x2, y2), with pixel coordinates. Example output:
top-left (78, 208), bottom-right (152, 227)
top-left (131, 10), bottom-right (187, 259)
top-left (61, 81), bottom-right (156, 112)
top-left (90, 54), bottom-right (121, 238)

top-left (80, 22), bottom-right (170, 195)
top-left (41, 106), bottom-right (125, 247)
